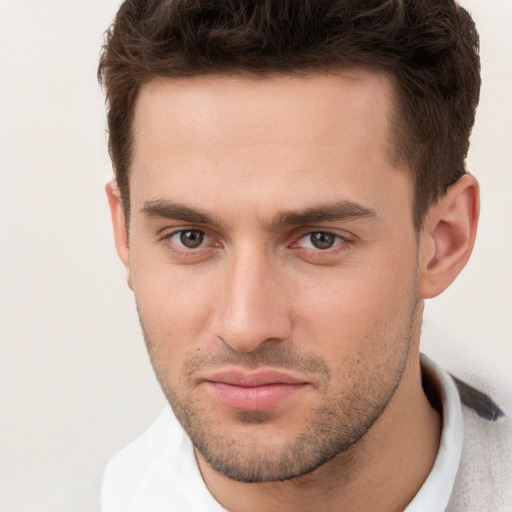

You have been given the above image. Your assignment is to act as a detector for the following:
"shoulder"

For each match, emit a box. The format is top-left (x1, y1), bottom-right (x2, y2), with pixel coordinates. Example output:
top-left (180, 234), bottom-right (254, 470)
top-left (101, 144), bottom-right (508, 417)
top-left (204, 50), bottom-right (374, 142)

top-left (101, 407), bottom-right (223, 512)
top-left (447, 378), bottom-right (512, 512)
top-left (101, 407), bottom-right (182, 512)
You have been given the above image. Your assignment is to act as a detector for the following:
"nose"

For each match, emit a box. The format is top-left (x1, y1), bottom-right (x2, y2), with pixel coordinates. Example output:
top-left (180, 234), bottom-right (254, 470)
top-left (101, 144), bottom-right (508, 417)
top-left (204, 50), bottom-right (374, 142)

top-left (211, 248), bottom-right (293, 353)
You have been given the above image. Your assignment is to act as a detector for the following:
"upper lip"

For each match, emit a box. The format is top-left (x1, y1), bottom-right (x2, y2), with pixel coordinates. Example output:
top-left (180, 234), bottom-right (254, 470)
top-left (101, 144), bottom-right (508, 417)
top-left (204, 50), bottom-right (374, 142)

top-left (204, 369), bottom-right (306, 387)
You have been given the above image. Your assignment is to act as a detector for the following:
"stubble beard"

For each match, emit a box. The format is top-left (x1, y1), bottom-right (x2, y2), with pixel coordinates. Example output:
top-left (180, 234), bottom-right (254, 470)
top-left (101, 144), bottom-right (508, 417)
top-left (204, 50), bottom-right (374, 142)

top-left (138, 311), bottom-right (413, 484)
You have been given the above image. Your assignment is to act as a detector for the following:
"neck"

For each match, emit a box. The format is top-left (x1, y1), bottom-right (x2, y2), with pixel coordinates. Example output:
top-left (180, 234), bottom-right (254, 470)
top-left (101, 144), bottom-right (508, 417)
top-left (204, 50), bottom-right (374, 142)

top-left (197, 319), bottom-right (441, 511)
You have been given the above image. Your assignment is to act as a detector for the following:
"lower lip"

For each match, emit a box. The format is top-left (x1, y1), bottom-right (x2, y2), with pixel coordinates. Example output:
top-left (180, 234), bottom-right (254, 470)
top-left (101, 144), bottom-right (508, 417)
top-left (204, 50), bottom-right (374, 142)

top-left (205, 382), bottom-right (307, 411)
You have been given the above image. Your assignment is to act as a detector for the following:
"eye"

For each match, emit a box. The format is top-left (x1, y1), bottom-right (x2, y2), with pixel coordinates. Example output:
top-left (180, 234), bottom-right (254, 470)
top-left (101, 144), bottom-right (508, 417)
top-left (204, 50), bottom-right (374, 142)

top-left (298, 231), bottom-right (342, 250)
top-left (171, 229), bottom-right (206, 249)
top-left (159, 228), bottom-right (221, 262)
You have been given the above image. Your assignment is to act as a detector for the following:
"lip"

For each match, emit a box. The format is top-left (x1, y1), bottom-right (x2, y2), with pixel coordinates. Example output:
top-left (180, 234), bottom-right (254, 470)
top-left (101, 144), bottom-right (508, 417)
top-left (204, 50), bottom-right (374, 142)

top-left (203, 369), bottom-right (308, 411)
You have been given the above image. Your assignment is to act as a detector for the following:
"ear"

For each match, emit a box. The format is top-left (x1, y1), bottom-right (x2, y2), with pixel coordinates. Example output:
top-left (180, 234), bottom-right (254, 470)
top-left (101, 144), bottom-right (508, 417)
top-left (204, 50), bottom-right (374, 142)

top-left (105, 180), bottom-right (133, 290)
top-left (417, 174), bottom-right (480, 299)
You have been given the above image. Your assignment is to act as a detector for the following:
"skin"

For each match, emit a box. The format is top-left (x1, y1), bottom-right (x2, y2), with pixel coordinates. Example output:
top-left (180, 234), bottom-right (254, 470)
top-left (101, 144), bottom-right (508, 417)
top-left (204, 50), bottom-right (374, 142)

top-left (107, 69), bottom-right (479, 511)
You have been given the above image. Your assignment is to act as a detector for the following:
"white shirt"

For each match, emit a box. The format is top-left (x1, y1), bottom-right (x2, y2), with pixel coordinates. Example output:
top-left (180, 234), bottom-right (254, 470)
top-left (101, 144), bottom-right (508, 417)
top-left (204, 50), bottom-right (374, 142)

top-left (404, 354), bottom-right (464, 511)
top-left (101, 355), bottom-right (464, 512)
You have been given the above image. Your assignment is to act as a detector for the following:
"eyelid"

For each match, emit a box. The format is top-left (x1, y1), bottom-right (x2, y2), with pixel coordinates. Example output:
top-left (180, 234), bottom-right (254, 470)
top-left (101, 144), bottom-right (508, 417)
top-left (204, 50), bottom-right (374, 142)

top-left (157, 226), bottom-right (353, 258)
top-left (159, 225), bottom-right (208, 239)
top-left (156, 228), bottom-right (221, 264)
top-left (294, 228), bottom-right (353, 243)
top-left (299, 232), bottom-right (342, 248)
top-left (289, 229), bottom-right (355, 260)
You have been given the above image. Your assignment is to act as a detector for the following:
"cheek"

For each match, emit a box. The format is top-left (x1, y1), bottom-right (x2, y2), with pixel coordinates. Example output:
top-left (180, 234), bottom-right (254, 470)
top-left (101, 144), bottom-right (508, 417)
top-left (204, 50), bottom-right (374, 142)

top-left (295, 252), bottom-right (418, 350)
top-left (130, 259), bottom-right (218, 362)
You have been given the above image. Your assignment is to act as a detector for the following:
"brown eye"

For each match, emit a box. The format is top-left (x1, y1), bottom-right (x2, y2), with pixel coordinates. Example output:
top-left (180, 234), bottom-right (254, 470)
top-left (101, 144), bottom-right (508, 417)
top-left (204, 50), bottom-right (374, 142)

top-left (309, 232), bottom-right (336, 249)
top-left (179, 230), bottom-right (205, 249)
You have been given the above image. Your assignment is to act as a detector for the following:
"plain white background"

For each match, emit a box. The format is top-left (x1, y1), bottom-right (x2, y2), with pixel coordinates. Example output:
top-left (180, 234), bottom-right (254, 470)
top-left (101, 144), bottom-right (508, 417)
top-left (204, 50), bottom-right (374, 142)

top-left (0, 1), bottom-right (510, 510)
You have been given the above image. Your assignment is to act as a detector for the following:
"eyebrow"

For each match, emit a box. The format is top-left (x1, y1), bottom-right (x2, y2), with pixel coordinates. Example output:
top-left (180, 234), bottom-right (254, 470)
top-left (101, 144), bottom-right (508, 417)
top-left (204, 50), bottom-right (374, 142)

top-left (271, 201), bottom-right (379, 228)
top-left (141, 200), bottom-right (221, 226)
top-left (141, 199), bottom-right (379, 228)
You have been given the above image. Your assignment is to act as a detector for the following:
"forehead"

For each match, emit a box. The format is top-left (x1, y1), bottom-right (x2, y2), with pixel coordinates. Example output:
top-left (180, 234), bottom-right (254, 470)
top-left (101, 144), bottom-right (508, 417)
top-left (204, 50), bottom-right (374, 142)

top-left (130, 70), bottom-right (411, 224)
top-left (133, 69), bottom-right (396, 156)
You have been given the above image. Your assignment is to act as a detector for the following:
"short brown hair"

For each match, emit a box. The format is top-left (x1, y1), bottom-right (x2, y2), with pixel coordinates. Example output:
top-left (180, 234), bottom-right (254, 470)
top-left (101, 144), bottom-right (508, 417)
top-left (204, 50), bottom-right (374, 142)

top-left (98, 0), bottom-right (480, 229)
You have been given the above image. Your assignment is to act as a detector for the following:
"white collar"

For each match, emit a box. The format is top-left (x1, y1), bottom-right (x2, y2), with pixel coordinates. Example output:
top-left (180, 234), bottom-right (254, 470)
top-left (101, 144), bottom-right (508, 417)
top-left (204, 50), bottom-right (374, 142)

top-left (404, 354), bottom-right (464, 512)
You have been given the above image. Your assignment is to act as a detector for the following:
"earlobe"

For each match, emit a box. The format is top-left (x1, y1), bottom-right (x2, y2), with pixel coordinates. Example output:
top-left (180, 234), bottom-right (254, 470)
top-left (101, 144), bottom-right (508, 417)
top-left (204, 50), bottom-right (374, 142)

top-left (105, 181), bottom-right (133, 290)
top-left (417, 174), bottom-right (480, 299)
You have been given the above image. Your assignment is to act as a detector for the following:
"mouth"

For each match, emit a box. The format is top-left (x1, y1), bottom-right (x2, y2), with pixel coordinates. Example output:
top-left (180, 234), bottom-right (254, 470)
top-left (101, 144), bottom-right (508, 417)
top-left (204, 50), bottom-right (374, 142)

top-left (203, 369), bottom-right (309, 411)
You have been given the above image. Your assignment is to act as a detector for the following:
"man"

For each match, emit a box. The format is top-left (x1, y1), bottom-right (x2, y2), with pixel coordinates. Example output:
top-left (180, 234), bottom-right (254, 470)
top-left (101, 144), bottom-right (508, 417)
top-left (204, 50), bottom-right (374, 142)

top-left (98, 0), bottom-right (511, 510)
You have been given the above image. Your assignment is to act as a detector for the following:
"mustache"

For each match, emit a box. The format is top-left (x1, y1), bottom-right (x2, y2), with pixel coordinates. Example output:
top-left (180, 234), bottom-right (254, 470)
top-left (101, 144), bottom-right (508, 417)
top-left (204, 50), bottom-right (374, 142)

top-left (183, 342), bottom-right (331, 380)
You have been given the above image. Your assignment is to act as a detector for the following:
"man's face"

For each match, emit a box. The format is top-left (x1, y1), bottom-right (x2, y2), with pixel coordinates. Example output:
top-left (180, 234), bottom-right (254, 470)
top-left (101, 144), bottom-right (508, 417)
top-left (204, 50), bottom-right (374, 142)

top-left (124, 70), bottom-right (422, 482)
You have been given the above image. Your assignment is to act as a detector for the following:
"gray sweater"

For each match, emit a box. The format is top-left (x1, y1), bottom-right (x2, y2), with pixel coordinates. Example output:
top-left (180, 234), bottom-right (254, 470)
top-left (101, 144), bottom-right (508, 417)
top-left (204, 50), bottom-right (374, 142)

top-left (447, 379), bottom-right (511, 511)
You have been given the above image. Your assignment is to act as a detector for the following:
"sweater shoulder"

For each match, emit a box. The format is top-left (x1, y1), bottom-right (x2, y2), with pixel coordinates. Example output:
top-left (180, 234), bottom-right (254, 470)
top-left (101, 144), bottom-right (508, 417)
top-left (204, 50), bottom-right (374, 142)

top-left (447, 379), bottom-right (512, 512)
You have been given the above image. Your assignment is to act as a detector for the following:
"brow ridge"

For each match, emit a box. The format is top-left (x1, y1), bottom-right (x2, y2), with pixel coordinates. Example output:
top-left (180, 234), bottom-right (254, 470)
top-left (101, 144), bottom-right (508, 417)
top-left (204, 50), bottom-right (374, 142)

top-left (141, 199), bottom-right (379, 229)
top-left (271, 201), bottom-right (379, 228)
top-left (141, 200), bottom-right (221, 226)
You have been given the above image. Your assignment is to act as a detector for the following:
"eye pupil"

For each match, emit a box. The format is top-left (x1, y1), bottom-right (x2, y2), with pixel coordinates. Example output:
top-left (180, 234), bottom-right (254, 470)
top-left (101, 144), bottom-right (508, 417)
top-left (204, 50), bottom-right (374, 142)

top-left (310, 232), bottom-right (335, 249)
top-left (180, 230), bottom-right (204, 248)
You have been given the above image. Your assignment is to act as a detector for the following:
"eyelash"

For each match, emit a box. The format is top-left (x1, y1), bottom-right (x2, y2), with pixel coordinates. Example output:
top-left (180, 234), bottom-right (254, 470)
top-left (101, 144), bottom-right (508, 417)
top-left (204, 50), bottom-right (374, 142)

top-left (292, 232), bottom-right (354, 262)
top-left (159, 229), bottom-right (217, 257)
top-left (295, 232), bottom-right (350, 250)
top-left (158, 228), bottom-right (354, 260)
